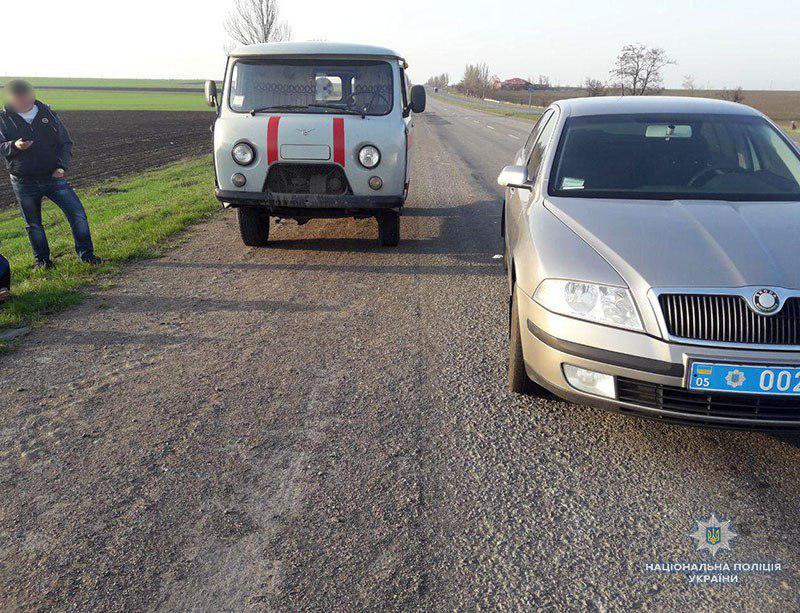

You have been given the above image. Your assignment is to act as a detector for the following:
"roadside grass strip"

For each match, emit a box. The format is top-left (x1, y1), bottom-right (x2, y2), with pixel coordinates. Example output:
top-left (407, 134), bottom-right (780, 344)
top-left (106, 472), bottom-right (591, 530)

top-left (430, 92), bottom-right (542, 123)
top-left (0, 156), bottom-right (217, 349)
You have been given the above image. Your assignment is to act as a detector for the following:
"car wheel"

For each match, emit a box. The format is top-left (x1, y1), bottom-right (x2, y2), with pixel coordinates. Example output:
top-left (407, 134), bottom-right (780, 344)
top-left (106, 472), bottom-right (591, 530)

top-left (238, 207), bottom-right (271, 246)
top-left (509, 283), bottom-right (536, 394)
top-left (377, 211), bottom-right (400, 247)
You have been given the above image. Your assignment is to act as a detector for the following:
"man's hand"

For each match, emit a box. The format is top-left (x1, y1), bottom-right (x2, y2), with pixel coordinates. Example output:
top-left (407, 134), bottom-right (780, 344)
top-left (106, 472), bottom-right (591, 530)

top-left (51, 168), bottom-right (65, 179)
top-left (14, 139), bottom-right (33, 151)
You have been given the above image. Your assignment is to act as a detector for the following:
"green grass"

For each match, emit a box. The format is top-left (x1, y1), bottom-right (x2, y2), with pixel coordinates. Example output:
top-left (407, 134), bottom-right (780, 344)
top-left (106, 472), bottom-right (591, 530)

top-left (0, 157), bottom-right (218, 348)
top-left (0, 76), bottom-right (214, 111)
top-left (1, 76), bottom-right (207, 89)
top-left (430, 92), bottom-right (540, 122)
top-left (35, 89), bottom-right (211, 111)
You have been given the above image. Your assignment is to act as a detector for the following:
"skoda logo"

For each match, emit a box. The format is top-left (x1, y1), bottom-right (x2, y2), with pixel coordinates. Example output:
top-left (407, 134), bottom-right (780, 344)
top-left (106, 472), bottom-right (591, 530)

top-left (753, 288), bottom-right (780, 313)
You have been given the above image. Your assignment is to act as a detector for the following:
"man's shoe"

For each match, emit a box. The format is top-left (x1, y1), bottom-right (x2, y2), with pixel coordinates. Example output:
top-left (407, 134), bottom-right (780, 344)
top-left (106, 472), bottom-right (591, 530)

top-left (33, 259), bottom-right (55, 271)
top-left (0, 288), bottom-right (12, 303)
top-left (82, 256), bottom-right (107, 266)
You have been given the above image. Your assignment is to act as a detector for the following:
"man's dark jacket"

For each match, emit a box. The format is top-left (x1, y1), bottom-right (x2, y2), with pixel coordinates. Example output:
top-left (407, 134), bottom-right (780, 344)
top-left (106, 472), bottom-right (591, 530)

top-left (0, 101), bottom-right (73, 179)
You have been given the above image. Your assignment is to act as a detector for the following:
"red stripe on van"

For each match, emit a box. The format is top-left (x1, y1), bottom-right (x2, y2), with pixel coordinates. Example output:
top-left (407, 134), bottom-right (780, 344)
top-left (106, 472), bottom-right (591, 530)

top-left (333, 117), bottom-right (345, 166)
top-left (267, 116), bottom-right (281, 164)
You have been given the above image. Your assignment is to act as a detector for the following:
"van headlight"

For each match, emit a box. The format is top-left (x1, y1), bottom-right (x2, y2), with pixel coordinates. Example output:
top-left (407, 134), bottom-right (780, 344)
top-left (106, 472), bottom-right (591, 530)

top-left (533, 279), bottom-right (643, 331)
top-left (232, 142), bottom-right (255, 166)
top-left (358, 145), bottom-right (380, 169)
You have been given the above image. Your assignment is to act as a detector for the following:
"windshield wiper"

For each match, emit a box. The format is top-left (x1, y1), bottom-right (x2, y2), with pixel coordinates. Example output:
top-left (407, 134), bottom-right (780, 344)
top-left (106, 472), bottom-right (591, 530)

top-left (250, 103), bottom-right (368, 117)
top-left (250, 105), bottom-right (310, 115)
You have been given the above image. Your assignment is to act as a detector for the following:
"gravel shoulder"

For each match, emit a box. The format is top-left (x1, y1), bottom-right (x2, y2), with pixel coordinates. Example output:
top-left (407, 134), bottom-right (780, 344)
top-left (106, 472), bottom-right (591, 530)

top-left (0, 98), bottom-right (798, 611)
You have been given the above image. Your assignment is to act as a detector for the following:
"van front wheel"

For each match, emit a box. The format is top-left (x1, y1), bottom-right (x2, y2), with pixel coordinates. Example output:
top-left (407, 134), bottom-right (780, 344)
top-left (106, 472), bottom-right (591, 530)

top-left (377, 211), bottom-right (400, 247)
top-left (238, 207), bottom-right (271, 246)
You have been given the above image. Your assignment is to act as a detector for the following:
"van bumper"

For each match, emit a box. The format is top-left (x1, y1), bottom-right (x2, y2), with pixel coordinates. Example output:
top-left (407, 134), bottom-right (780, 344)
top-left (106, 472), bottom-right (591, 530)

top-left (215, 189), bottom-right (404, 214)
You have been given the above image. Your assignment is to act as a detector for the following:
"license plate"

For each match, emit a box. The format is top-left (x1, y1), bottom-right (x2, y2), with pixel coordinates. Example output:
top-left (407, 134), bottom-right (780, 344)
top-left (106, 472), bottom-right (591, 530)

top-left (689, 362), bottom-right (800, 396)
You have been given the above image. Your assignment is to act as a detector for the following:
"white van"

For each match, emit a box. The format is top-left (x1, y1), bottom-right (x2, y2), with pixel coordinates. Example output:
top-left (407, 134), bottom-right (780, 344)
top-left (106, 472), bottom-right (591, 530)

top-left (205, 41), bottom-right (426, 246)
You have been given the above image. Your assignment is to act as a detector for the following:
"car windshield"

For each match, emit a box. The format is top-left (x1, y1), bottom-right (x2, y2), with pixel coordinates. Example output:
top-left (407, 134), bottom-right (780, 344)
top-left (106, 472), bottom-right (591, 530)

top-left (228, 59), bottom-right (394, 116)
top-left (549, 113), bottom-right (800, 201)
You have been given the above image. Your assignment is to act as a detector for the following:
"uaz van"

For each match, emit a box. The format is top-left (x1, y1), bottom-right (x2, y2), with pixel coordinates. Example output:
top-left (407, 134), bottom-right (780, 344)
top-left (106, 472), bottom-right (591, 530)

top-left (205, 42), bottom-right (426, 246)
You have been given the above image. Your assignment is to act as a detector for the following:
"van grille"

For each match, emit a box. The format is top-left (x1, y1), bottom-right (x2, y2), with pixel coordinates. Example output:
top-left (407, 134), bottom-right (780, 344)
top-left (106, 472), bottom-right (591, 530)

top-left (658, 293), bottom-right (800, 345)
top-left (265, 163), bottom-right (351, 196)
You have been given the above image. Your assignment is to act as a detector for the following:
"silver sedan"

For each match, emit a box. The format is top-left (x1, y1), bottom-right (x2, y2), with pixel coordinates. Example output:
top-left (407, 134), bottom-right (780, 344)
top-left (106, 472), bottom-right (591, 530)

top-left (500, 95), bottom-right (800, 428)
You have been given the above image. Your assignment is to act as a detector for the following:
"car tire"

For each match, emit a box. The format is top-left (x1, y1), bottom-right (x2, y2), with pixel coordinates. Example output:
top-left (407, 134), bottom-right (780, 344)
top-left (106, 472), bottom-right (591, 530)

top-left (238, 207), bottom-right (271, 246)
top-left (509, 283), bottom-right (536, 394)
top-left (377, 211), bottom-right (400, 246)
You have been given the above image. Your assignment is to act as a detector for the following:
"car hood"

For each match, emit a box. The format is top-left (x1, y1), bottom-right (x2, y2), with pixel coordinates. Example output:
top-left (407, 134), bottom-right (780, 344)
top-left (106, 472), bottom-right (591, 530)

top-left (545, 197), bottom-right (800, 290)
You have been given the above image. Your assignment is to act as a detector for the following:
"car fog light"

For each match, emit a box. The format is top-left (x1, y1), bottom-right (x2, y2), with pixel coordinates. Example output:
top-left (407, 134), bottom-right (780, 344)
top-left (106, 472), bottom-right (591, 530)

top-left (563, 364), bottom-right (616, 399)
top-left (231, 173), bottom-right (247, 187)
top-left (368, 176), bottom-right (383, 190)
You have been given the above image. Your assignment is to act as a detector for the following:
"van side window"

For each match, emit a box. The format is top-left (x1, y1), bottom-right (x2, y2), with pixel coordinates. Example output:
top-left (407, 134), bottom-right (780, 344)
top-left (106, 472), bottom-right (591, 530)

top-left (523, 110), bottom-right (553, 158)
top-left (527, 113), bottom-right (557, 182)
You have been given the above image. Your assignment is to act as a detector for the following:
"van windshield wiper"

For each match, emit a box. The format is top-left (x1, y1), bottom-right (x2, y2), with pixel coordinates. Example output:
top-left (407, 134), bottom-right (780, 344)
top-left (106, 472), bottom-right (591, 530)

top-left (250, 105), bottom-right (310, 115)
top-left (249, 104), bottom-right (367, 118)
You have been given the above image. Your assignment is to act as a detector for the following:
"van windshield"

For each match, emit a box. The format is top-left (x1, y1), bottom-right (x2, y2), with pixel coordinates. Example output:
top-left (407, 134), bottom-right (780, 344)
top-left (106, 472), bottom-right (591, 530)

top-left (549, 114), bottom-right (800, 201)
top-left (228, 59), bottom-right (394, 116)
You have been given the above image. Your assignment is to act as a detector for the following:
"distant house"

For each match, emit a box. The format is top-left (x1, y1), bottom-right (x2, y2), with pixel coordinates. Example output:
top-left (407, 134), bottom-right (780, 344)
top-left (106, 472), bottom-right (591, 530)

top-left (500, 78), bottom-right (532, 91)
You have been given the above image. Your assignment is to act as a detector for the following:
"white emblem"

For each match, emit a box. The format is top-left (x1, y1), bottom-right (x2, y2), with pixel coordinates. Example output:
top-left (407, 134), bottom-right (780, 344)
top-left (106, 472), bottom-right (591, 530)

top-left (41, 117), bottom-right (49, 124)
top-left (753, 289), bottom-right (780, 313)
top-left (725, 369), bottom-right (746, 388)
top-left (688, 514), bottom-right (737, 557)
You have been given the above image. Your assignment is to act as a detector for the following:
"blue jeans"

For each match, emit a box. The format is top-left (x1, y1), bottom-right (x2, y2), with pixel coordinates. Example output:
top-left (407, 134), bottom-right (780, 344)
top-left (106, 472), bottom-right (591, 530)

top-left (0, 253), bottom-right (9, 289)
top-left (10, 177), bottom-right (95, 262)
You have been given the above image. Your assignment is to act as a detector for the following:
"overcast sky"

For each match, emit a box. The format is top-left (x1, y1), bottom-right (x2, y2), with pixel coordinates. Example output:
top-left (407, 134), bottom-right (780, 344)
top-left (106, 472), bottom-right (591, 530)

top-left (4, 0), bottom-right (799, 90)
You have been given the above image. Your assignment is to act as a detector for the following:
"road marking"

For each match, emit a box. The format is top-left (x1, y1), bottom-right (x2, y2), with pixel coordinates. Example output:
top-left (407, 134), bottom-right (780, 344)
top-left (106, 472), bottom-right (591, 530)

top-left (508, 134), bottom-right (520, 140)
top-left (486, 125), bottom-right (495, 130)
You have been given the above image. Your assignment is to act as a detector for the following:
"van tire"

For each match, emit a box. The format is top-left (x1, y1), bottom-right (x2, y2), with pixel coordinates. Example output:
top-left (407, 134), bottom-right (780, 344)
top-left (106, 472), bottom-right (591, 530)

top-left (377, 211), bottom-right (400, 246)
top-left (238, 208), bottom-right (271, 246)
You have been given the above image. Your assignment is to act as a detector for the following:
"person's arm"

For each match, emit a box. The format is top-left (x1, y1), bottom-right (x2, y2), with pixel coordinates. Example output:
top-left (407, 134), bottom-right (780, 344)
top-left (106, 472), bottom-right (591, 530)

top-left (0, 123), bottom-right (19, 160)
top-left (53, 112), bottom-right (73, 171)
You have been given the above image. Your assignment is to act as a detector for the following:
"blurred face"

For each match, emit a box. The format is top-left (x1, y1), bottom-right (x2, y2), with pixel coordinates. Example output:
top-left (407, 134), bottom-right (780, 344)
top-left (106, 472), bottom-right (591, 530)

top-left (7, 90), bottom-right (35, 113)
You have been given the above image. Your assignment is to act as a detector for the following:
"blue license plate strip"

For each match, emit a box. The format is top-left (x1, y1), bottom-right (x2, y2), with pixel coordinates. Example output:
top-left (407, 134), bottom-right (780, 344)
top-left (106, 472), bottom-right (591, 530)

top-left (689, 362), bottom-right (800, 396)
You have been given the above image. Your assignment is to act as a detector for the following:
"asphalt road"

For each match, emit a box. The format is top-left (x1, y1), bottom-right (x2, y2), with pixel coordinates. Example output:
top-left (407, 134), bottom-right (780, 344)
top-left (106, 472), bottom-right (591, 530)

top-left (1, 96), bottom-right (800, 611)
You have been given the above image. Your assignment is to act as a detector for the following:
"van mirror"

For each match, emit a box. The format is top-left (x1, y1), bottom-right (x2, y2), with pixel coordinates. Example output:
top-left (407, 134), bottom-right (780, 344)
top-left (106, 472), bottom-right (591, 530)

top-left (409, 85), bottom-right (426, 114)
top-left (204, 80), bottom-right (218, 108)
top-left (497, 165), bottom-right (529, 188)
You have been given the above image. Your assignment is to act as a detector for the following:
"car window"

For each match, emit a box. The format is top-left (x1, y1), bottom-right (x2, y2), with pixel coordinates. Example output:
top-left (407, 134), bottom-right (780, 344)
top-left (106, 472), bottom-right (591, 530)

top-left (549, 113), bottom-right (800, 200)
top-left (526, 113), bottom-right (557, 182)
top-left (523, 110), bottom-right (553, 157)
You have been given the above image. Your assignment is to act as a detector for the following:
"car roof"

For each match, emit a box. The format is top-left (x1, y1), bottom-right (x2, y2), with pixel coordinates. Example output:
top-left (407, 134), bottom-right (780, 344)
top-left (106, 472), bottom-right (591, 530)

top-left (555, 96), bottom-right (762, 118)
top-left (230, 41), bottom-right (403, 60)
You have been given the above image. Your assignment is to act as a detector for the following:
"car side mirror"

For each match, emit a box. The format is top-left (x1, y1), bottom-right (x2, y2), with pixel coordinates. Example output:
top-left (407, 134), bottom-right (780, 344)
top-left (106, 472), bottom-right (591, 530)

top-left (204, 80), bottom-right (218, 108)
top-left (409, 85), bottom-right (426, 114)
top-left (497, 165), bottom-right (529, 188)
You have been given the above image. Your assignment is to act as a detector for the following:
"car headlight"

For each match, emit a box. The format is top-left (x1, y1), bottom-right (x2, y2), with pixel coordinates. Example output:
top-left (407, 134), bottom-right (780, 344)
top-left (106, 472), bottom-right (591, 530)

top-left (533, 279), bottom-right (643, 331)
top-left (232, 142), bottom-right (255, 166)
top-left (358, 145), bottom-right (380, 169)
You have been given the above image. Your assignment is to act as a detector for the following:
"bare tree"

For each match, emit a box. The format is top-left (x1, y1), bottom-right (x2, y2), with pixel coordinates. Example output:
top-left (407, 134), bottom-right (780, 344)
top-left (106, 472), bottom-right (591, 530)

top-left (584, 77), bottom-right (606, 97)
top-left (225, 0), bottom-right (291, 47)
top-left (426, 73), bottom-right (449, 89)
top-left (610, 44), bottom-right (675, 95)
top-left (682, 74), bottom-right (696, 91)
top-left (537, 75), bottom-right (551, 89)
top-left (459, 63), bottom-right (491, 98)
top-left (719, 86), bottom-right (745, 103)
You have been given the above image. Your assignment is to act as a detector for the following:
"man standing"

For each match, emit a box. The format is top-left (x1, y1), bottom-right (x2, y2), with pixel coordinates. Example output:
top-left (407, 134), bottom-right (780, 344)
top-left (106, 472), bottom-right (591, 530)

top-left (0, 80), bottom-right (104, 269)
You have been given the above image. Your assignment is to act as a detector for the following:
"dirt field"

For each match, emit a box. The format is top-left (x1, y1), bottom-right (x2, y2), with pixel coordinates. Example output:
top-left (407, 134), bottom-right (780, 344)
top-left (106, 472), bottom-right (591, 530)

top-left (0, 111), bottom-right (214, 208)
